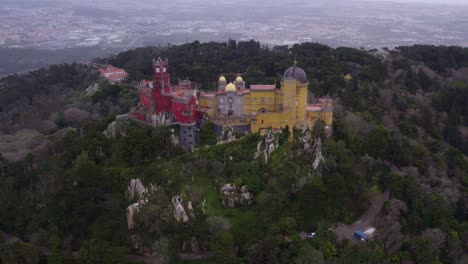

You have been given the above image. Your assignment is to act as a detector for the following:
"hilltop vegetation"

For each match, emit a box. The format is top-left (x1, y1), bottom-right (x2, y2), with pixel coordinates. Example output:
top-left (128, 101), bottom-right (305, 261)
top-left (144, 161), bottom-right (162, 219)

top-left (0, 41), bottom-right (467, 264)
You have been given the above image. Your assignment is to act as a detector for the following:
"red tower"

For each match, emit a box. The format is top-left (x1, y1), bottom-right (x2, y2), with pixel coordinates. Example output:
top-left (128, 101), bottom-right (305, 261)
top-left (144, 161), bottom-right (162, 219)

top-left (152, 57), bottom-right (172, 113)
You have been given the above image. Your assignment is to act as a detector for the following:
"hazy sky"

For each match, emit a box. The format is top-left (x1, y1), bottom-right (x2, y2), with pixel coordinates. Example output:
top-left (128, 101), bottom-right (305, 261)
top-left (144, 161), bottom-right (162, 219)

top-left (367, 0), bottom-right (467, 4)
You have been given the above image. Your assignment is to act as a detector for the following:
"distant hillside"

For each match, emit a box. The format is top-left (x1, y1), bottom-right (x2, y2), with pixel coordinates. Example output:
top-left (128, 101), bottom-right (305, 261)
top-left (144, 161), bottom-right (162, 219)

top-left (0, 47), bottom-right (123, 77)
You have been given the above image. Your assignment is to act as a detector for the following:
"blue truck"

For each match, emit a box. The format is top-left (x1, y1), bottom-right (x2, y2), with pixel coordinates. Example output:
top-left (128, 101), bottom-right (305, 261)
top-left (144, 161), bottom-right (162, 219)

top-left (354, 230), bottom-right (368, 242)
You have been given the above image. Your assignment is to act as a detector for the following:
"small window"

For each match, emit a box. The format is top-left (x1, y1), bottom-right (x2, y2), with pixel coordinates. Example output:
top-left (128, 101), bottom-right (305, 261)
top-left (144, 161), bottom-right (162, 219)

top-left (269, 98), bottom-right (273, 103)
top-left (156, 68), bottom-right (160, 73)
top-left (253, 98), bottom-right (257, 103)
top-left (246, 98), bottom-right (250, 103)
top-left (261, 97), bottom-right (265, 103)
top-left (163, 67), bottom-right (167, 72)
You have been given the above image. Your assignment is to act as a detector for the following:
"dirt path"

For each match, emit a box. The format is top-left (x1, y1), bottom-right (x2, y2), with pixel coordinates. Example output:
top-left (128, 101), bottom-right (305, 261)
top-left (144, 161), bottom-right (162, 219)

top-left (334, 191), bottom-right (390, 242)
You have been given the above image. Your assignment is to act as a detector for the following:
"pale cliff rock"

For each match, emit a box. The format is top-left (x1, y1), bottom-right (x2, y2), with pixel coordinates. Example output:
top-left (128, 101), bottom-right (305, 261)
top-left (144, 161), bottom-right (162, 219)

top-left (169, 128), bottom-right (180, 147)
top-left (125, 178), bottom-right (158, 230)
top-left (220, 184), bottom-right (253, 208)
top-left (216, 126), bottom-right (237, 144)
top-left (128, 178), bottom-right (147, 201)
top-left (312, 138), bottom-right (325, 170)
top-left (103, 120), bottom-right (128, 140)
top-left (171, 195), bottom-right (189, 223)
top-left (254, 130), bottom-right (279, 164)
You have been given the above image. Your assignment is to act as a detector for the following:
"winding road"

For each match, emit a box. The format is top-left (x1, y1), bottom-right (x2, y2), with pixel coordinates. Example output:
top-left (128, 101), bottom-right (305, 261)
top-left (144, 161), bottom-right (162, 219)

top-left (333, 191), bottom-right (390, 242)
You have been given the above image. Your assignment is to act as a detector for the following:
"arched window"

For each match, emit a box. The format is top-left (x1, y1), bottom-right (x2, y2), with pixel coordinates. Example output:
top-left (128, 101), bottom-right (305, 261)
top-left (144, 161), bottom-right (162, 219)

top-left (253, 98), bottom-right (257, 103)
top-left (261, 97), bottom-right (265, 103)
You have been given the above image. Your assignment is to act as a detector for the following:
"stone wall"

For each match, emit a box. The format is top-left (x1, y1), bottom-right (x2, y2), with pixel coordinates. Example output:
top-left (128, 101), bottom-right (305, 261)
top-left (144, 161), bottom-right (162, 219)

top-left (179, 124), bottom-right (199, 152)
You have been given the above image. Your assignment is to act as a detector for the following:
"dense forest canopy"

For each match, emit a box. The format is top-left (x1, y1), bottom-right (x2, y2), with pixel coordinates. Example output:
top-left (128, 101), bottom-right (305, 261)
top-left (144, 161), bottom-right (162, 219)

top-left (0, 41), bottom-right (467, 264)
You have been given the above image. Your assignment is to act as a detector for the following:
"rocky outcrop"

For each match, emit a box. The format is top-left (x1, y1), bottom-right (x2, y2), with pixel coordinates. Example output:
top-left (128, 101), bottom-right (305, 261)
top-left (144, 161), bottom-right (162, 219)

top-left (298, 126), bottom-right (326, 170)
top-left (254, 130), bottom-right (279, 164)
top-left (169, 128), bottom-right (180, 147)
top-left (103, 119), bottom-right (128, 140)
top-left (299, 127), bottom-right (313, 152)
top-left (171, 196), bottom-right (190, 223)
top-left (85, 83), bottom-right (100, 95)
top-left (150, 112), bottom-right (172, 126)
top-left (128, 178), bottom-right (147, 201)
top-left (126, 178), bottom-right (158, 230)
top-left (182, 237), bottom-right (200, 254)
top-left (216, 126), bottom-right (237, 144)
top-left (220, 184), bottom-right (253, 208)
top-left (127, 201), bottom-right (145, 230)
top-left (312, 138), bottom-right (325, 170)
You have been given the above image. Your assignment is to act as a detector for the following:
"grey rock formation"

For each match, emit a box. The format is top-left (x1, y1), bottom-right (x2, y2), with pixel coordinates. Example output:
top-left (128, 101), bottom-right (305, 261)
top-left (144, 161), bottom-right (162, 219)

top-left (103, 120), bottom-right (128, 140)
top-left (127, 178), bottom-right (147, 201)
top-left (312, 138), bottom-right (325, 170)
top-left (125, 178), bottom-right (158, 230)
top-left (220, 184), bottom-right (253, 208)
top-left (254, 130), bottom-right (279, 164)
top-left (85, 83), bottom-right (100, 95)
top-left (126, 203), bottom-right (139, 230)
top-left (171, 195), bottom-right (189, 223)
top-left (169, 128), bottom-right (180, 147)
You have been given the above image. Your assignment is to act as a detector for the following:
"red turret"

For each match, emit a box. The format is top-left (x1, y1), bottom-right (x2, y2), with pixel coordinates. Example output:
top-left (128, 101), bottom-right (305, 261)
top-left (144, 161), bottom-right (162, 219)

top-left (152, 57), bottom-right (172, 113)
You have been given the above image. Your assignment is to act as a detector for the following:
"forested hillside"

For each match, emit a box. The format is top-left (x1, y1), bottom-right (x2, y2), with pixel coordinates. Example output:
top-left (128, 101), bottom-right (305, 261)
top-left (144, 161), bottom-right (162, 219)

top-left (0, 41), bottom-right (466, 264)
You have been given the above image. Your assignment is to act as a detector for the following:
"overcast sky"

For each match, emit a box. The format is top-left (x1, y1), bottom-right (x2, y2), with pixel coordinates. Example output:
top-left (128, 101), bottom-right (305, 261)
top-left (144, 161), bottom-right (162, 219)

top-left (366, 0), bottom-right (467, 4)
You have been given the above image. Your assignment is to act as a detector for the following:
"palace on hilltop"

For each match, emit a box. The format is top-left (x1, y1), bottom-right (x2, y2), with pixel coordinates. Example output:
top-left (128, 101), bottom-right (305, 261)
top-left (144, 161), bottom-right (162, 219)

top-left (130, 57), bottom-right (333, 151)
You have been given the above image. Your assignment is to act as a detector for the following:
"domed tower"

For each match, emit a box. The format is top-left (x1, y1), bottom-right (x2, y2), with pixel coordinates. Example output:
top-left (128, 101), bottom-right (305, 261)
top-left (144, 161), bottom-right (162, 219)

top-left (218, 76), bottom-right (227, 92)
top-left (225, 82), bottom-right (236, 92)
top-left (282, 63), bottom-right (309, 126)
top-left (235, 75), bottom-right (245, 90)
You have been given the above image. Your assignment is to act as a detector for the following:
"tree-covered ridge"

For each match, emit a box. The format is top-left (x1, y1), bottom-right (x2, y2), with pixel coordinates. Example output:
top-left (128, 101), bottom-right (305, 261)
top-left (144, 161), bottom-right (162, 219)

top-left (0, 42), bottom-right (466, 264)
top-left (396, 45), bottom-right (468, 74)
top-left (0, 64), bottom-right (137, 133)
top-left (100, 41), bottom-right (386, 94)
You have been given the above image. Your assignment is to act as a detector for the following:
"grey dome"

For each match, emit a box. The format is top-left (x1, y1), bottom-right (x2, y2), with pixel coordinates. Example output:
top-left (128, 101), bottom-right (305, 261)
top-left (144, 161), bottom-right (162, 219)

top-left (283, 66), bottom-right (308, 84)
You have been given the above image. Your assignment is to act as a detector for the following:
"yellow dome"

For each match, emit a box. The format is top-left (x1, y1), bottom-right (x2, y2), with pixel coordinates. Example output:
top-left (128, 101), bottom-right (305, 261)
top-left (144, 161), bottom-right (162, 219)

top-left (218, 76), bottom-right (227, 83)
top-left (235, 76), bottom-right (244, 82)
top-left (225, 82), bottom-right (236, 92)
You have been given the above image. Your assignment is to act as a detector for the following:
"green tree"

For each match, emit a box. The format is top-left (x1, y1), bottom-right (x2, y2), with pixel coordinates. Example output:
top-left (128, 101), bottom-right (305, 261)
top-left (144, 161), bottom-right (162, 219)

top-left (76, 240), bottom-right (131, 264)
top-left (64, 249), bottom-right (77, 264)
top-left (200, 122), bottom-right (217, 146)
top-left (210, 231), bottom-right (237, 264)
top-left (418, 68), bottom-right (432, 90)
top-left (48, 234), bottom-right (64, 264)
top-left (292, 244), bottom-right (325, 264)
top-left (367, 125), bottom-right (389, 160)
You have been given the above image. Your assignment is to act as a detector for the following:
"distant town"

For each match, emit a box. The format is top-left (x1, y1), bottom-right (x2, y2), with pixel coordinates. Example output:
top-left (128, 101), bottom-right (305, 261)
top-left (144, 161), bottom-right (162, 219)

top-left (1, 0), bottom-right (468, 50)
